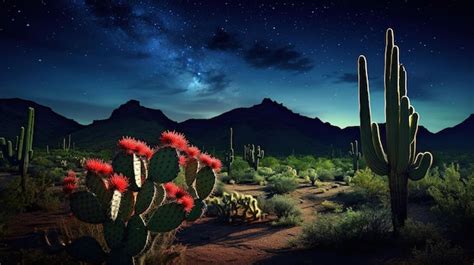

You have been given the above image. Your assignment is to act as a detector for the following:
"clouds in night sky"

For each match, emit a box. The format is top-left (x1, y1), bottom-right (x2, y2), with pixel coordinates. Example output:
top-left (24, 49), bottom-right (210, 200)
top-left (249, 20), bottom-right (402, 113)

top-left (207, 28), bottom-right (242, 51)
top-left (243, 43), bottom-right (314, 73)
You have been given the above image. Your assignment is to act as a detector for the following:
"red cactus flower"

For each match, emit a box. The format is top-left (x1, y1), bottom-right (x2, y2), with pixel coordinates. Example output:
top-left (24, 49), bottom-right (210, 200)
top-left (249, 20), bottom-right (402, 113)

top-left (164, 182), bottom-right (179, 198)
top-left (118, 137), bottom-right (139, 154)
top-left (85, 159), bottom-right (114, 175)
top-left (160, 131), bottom-right (188, 151)
top-left (210, 158), bottom-right (222, 172)
top-left (178, 155), bottom-right (187, 167)
top-left (136, 141), bottom-right (153, 160)
top-left (199, 153), bottom-right (213, 167)
top-left (63, 172), bottom-right (77, 194)
top-left (177, 194), bottom-right (194, 213)
top-left (109, 173), bottom-right (129, 193)
top-left (63, 183), bottom-right (76, 194)
top-left (185, 146), bottom-right (201, 158)
top-left (67, 170), bottom-right (76, 178)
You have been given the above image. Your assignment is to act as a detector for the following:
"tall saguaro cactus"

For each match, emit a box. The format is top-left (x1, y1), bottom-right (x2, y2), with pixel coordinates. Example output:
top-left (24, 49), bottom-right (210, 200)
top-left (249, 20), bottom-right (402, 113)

top-left (224, 127), bottom-right (234, 176)
top-left (358, 28), bottom-right (433, 230)
top-left (349, 140), bottom-right (361, 172)
top-left (243, 144), bottom-right (264, 171)
top-left (0, 107), bottom-right (35, 192)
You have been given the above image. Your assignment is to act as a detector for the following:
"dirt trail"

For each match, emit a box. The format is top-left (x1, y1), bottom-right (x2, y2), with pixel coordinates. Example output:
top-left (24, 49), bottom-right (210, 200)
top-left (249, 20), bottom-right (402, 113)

top-left (178, 182), bottom-right (351, 265)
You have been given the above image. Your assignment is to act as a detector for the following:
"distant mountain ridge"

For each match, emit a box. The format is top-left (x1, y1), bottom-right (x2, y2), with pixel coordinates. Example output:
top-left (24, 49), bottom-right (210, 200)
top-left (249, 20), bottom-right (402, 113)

top-left (0, 98), bottom-right (472, 155)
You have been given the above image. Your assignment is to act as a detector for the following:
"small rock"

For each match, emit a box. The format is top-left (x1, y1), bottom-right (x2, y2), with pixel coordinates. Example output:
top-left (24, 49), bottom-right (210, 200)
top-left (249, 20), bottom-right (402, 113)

top-left (229, 179), bottom-right (235, 185)
top-left (331, 183), bottom-right (340, 189)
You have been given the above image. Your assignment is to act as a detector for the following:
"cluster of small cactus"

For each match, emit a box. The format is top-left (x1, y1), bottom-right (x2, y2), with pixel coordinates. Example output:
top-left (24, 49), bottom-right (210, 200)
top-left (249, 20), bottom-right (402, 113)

top-left (243, 144), bottom-right (264, 170)
top-left (208, 191), bottom-right (262, 223)
top-left (223, 128), bottom-right (234, 176)
top-left (62, 134), bottom-right (74, 152)
top-left (348, 140), bottom-right (361, 172)
top-left (0, 107), bottom-right (35, 192)
top-left (358, 28), bottom-right (433, 230)
top-left (60, 131), bottom-right (220, 264)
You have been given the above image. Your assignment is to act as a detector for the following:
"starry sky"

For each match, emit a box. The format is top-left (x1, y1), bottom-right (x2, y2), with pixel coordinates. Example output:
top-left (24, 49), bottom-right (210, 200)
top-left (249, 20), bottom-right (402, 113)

top-left (0, 0), bottom-right (472, 132)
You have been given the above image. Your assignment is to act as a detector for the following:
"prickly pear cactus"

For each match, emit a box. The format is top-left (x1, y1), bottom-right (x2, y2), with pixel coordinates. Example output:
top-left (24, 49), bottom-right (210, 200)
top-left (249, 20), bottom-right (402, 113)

top-left (208, 191), bottom-right (262, 223)
top-left (63, 131), bottom-right (221, 264)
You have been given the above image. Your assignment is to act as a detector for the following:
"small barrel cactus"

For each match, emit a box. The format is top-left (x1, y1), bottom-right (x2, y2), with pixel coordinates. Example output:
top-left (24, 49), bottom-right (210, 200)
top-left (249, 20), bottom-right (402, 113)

top-left (62, 131), bottom-right (221, 265)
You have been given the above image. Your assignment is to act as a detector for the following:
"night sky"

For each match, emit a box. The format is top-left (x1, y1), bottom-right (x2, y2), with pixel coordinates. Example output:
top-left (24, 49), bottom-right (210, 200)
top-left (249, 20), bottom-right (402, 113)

top-left (0, 0), bottom-right (472, 132)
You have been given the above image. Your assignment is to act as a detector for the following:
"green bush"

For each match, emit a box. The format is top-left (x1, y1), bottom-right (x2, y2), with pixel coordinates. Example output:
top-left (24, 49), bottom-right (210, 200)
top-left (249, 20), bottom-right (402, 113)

top-left (351, 168), bottom-right (388, 202)
top-left (299, 168), bottom-right (318, 185)
top-left (399, 219), bottom-right (442, 248)
top-left (266, 195), bottom-right (302, 227)
top-left (408, 239), bottom-right (467, 265)
top-left (427, 163), bottom-right (474, 232)
top-left (257, 166), bottom-right (274, 177)
top-left (266, 176), bottom-right (298, 194)
top-left (232, 168), bottom-right (256, 183)
top-left (260, 156), bottom-right (280, 168)
top-left (320, 200), bottom-right (343, 213)
top-left (298, 207), bottom-right (392, 248)
top-left (408, 167), bottom-right (442, 202)
top-left (316, 168), bottom-right (335, 181)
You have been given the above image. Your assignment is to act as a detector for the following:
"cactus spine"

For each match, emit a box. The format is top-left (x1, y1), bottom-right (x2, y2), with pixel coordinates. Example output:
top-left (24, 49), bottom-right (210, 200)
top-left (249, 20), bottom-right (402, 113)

top-left (0, 107), bottom-right (35, 192)
top-left (224, 127), bottom-right (234, 176)
top-left (243, 144), bottom-right (264, 170)
top-left (349, 140), bottom-right (361, 172)
top-left (358, 28), bottom-right (433, 230)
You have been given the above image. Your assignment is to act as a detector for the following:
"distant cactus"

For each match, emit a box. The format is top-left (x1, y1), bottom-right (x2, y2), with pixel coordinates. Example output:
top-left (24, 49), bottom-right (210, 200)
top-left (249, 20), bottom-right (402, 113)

top-left (57, 131), bottom-right (219, 264)
top-left (0, 107), bottom-right (35, 192)
top-left (208, 191), bottom-right (262, 223)
top-left (224, 128), bottom-right (234, 176)
top-left (349, 140), bottom-right (361, 172)
top-left (358, 28), bottom-right (433, 231)
top-left (243, 144), bottom-right (264, 170)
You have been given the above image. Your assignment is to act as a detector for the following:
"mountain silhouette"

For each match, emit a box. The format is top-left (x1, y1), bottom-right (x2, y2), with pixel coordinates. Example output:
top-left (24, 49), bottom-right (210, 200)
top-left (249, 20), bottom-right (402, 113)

top-left (0, 98), bottom-right (472, 155)
top-left (0, 98), bottom-right (83, 148)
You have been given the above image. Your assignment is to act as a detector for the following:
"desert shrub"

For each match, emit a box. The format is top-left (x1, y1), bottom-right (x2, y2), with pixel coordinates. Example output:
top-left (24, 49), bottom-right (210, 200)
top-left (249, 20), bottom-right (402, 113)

top-left (0, 176), bottom-right (61, 213)
top-left (399, 219), bottom-right (442, 248)
top-left (299, 168), bottom-right (318, 185)
top-left (219, 172), bottom-right (232, 183)
top-left (351, 168), bottom-right (388, 202)
top-left (274, 165), bottom-right (297, 177)
top-left (257, 166), bottom-right (274, 177)
top-left (332, 158), bottom-right (353, 173)
top-left (408, 166), bottom-right (442, 202)
top-left (427, 164), bottom-right (474, 232)
top-left (298, 207), bottom-right (392, 248)
top-left (252, 173), bottom-right (266, 185)
top-left (232, 156), bottom-right (250, 172)
top-left (266, 175), bottom-right (298, 194)
top-left (316, 168), bottom-right (335, 181)
top-left (266, 195), bottom-right (302, 227)
top-left (140, 231), bottom-right (187, 265)
top-left (408, 239), bottom-right (467, 265)
top-left (335, 189), bottom-right (370, 208)
top-left (232, 168), bottom-right (256, 183)
top-left (320, 200), bottom-right (343, 213)
top-left (260, 156), bottom-right (280, 168)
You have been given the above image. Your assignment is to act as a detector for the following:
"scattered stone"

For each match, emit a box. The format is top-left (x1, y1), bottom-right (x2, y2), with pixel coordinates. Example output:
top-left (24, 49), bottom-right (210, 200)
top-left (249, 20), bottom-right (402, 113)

top-left (229, 179), bottom-right (236, 185)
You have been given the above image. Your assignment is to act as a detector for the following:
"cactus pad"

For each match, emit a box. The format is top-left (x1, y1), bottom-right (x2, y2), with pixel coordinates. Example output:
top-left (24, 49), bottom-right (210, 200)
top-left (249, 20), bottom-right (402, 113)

top-left (103, 220), bottom-right (125, 249)
top-left (147, 202), bottom-right (185, 232)
top-left (86, 172), bottom-right (112, 212)
top-left (148, 147), bottom-right (179, 183)
top-left (135, 181), bottom-right (156, 215)
top-left (66, 236), bottom-right (106, 264)
top-left (116, 191), bottom-right (134, 222)
top-left (185, 158), bottom-right (198, 186)
top-left (124, 215), bottom-right (149, 256)
top-left (70, 191), bottom-right (106, 224)
top-left (186, 199), bottom-right (205, 222)
top-left (195, 167), bottom-right (216, 199)
top-left (112, 152), bottom-right (143, 191)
